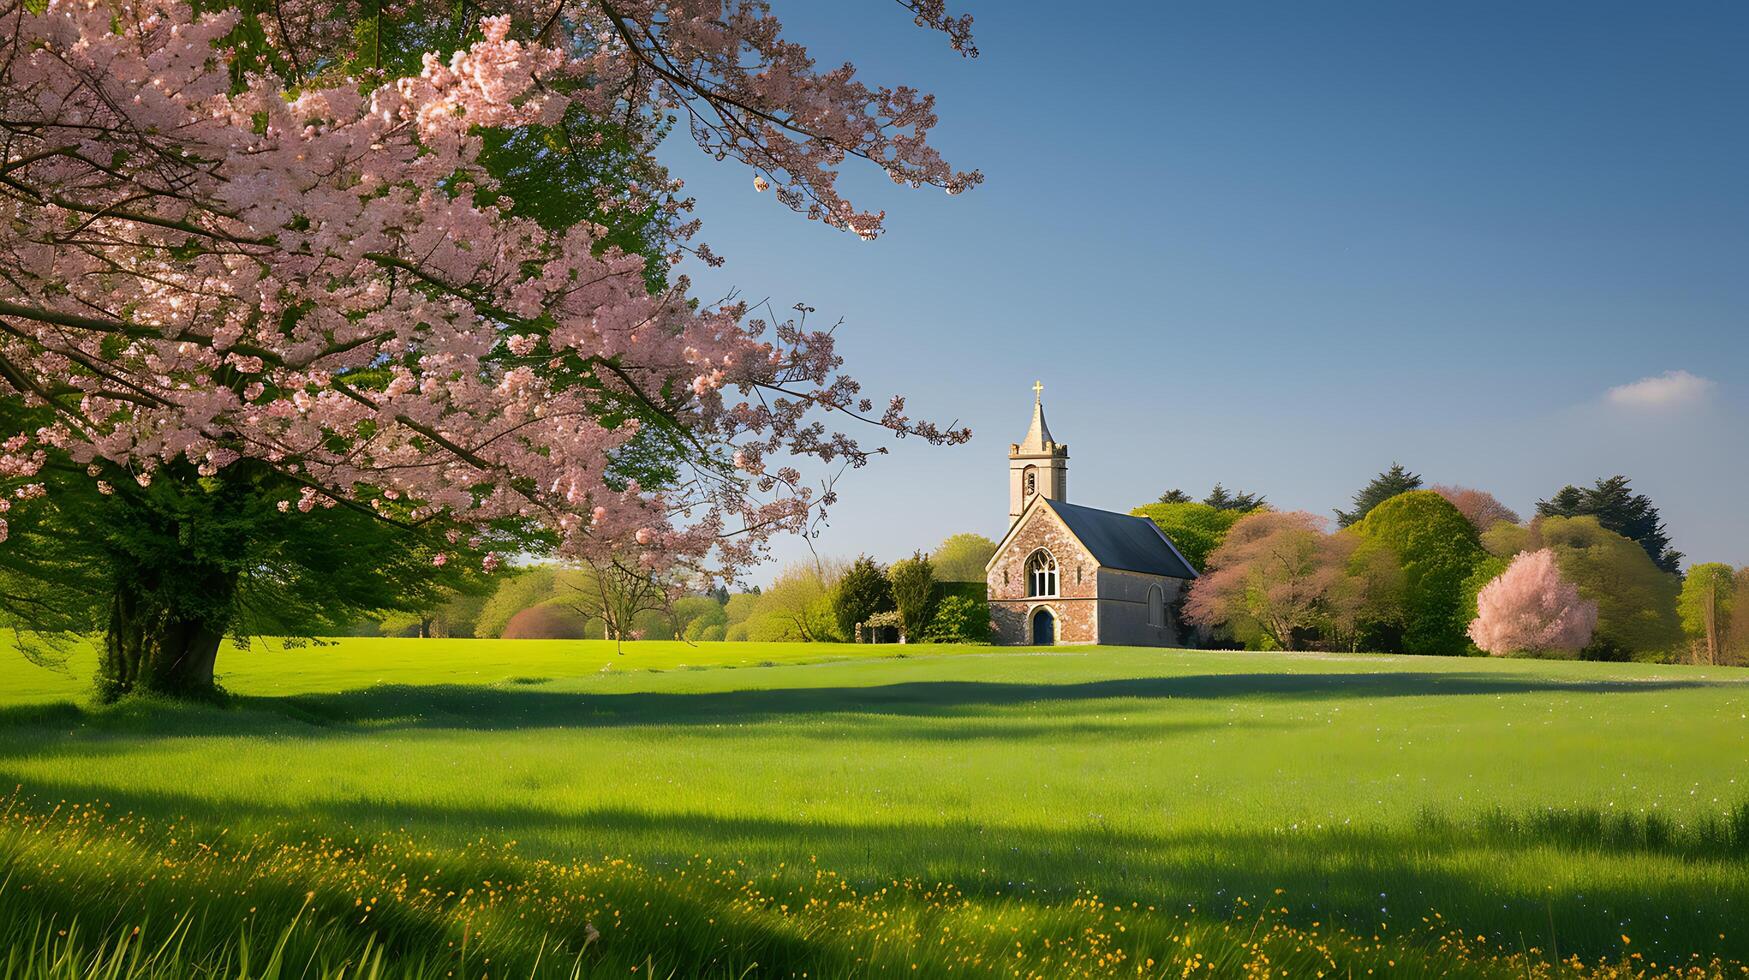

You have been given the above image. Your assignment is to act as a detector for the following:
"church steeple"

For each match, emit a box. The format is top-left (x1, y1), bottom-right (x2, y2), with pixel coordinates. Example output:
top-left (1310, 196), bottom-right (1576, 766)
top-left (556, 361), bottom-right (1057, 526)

top-left (1009, 381), bottom-right (1069, 526)
top-left (1017, 380), bottom-right (1055, 453)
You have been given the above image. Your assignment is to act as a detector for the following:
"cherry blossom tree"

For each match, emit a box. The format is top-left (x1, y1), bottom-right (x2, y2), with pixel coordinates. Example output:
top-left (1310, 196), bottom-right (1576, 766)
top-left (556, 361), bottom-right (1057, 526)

top-left (0, 0), bottom-right (976, 696)
top-left (1467, 548), bottom-right (1598, 658)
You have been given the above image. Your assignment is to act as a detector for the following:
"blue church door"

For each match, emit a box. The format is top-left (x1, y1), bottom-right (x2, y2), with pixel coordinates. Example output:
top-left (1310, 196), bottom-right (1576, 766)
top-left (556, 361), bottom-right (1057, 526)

top-left (1031, 607), bottom-right (1056, 646)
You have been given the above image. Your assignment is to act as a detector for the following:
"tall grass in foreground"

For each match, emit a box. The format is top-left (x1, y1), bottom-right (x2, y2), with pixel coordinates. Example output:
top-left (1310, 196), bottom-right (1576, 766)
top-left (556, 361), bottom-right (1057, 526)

top-left (1419, 801), bottom-right (1749, 859)
top-left (2, 798), bottom-right (1742, 979)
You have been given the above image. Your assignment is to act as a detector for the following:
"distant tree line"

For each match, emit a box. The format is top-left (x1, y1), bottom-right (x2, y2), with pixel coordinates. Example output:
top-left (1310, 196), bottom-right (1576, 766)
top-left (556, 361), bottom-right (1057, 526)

top-left (1131, 466), bottom-right (1735, 664)
top-left (360, 533), bottom-right (1002, 646)
top-left (359, 464), bottom-right (1740, 666)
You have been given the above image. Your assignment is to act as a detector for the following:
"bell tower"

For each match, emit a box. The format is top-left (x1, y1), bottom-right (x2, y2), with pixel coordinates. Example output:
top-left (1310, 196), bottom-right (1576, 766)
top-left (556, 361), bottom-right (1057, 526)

top-left (1009, 381), bottom-right (1068, 525)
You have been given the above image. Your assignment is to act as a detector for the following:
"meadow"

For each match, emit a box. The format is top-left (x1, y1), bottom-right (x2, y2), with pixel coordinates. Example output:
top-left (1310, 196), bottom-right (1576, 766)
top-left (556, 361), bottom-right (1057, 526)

top-left (3, 639), bottom-right (1748, 978)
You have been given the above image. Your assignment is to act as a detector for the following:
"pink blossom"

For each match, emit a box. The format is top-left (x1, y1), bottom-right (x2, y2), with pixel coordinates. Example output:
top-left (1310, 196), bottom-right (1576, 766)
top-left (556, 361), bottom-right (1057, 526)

top-left (1468, 548), bottom-right (1598, 657)
top-left (432, 553), bottom-right (448, 567)
top-left (0, 0), bottom-right (976, 583)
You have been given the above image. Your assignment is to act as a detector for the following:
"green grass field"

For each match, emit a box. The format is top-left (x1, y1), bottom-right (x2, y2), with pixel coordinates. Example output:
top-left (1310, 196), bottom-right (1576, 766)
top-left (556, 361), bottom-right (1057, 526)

top-left (3, 639), bottom-right (1747, 978)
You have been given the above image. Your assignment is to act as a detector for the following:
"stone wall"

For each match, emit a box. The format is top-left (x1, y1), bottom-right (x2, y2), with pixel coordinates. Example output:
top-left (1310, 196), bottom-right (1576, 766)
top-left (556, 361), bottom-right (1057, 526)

top-left (1095, 568), bottom-right (1187, 647)
top-left (987, 506), bottom-right (1097, 645)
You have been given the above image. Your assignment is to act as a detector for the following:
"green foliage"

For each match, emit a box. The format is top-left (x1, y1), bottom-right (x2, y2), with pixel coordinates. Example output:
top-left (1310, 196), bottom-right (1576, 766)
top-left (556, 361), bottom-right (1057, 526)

top-left (1156, 485), bottom-right (1267, 510)
top-left (1678, 563), bottom-right (1737, 665)
top-left (1335, 463), bottom-right (1424, 528)
top-left (920, 594), bottom-right (991, 643)
top-left (745, 562), bottom-right (843, 642)
top-left (475, 567), bottom-right (563, 638)
top-left (1678, 564), bottom-right (1736, 647)
top-left (1537, 476), bottom-right (1683, 574)
top-left (1480, 521), bottom-right (1536, 560)
top-left (689, 622), bottom-right (728, 643)
top-left (1460, 555), bottom-right (1512, 645)
top-left (832, 555), bottom-right (895, 639)
top-left (1546, 476), bottom-right (1679, 574)
top-left (1731, 570), bottom-right (1749, 666)
top-left (378, 588), bottom-right (491, 638)
top-left (887, 552), bottom-right (936, 641)
top-left (932, 581), bottom-right (988, 604)
top-left (678, 597), bottom-right (729, 642)
top-left (1536, 516), bottom-right (1682, 661)
top-left (724, 593), bottom-right (759, 627)
top-left (631, 607), bottom-right (676, 641)
top-left (1128, 502), bottom-right (1247, 572)
top-left (478, 110), bottom-right (675, 292)
top-left (929, 533), bottom-right (998, 583)
top-left (1351, 491), bottom-right (1486, 655)
top-left (1330, 536), bottom-right (1409, 653)
top-left (0, 402), bottom-right (515, 697)
top-left (1202, 483), bottom-right (1267, 511)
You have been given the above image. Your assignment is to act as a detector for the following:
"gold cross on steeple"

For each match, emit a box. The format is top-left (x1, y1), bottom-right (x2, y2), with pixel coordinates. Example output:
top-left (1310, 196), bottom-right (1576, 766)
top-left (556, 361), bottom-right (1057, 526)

top-left (1032, 380), bottom-right (1044, 402)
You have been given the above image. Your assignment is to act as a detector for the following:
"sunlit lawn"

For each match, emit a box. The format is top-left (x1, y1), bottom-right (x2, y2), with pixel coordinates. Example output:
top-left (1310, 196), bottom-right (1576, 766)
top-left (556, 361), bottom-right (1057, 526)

top-left (3, 638), bottom-right (1747, 977)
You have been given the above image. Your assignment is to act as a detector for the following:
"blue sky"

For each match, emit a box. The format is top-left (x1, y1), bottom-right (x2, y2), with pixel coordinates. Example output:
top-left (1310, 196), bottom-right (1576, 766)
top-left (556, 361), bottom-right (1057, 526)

top-left (661, 1), bottom-right (1749, 581)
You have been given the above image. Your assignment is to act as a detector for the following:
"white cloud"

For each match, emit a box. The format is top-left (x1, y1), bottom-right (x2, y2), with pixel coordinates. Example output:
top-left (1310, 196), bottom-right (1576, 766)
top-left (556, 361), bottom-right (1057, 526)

top-left (1606, 370), bottom-right (1716, 410)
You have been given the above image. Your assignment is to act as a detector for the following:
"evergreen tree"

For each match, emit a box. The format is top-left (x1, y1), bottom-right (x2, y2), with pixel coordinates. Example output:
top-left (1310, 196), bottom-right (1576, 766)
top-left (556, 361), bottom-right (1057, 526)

top-left (1536, 476), bottom-right (1682, 574)
top-left (833, 555), bottom-right (895, 640)
top-left (1157, 488), bottom-right (1193, 504)
top-left (1203, 484), bottom-right (1267, 512)
top-left (1335, 463), bottom-right (1424, 528)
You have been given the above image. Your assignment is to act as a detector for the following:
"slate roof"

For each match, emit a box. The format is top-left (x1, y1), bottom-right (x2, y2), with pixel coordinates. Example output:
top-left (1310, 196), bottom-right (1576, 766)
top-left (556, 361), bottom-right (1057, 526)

top-left (1042, 498), bottom-right (1198, 579)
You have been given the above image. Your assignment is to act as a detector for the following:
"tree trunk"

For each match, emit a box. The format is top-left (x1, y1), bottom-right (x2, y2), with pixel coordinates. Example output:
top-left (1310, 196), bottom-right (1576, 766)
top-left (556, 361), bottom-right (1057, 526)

top-left (97, 569), bottom-right (236, 702)
top-left (1704, 589), bottom-right (1719, 666)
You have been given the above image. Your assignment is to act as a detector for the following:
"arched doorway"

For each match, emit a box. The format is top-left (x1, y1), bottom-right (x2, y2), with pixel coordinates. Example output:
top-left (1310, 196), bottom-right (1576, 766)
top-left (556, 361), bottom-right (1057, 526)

top-left (1031, 606), bottom-right (1056, 646)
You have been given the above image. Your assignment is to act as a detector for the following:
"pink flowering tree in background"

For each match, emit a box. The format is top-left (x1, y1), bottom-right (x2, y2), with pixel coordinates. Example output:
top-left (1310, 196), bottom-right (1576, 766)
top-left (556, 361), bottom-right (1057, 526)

top-left (0, 0), bottom-right (978, 697)
top-left (1467, 548), bottom-right (1598, 658)
top-left (1186, 512), bottom-right (1350, 651)
top-left (1431, 485), bottom-right (1521, 534)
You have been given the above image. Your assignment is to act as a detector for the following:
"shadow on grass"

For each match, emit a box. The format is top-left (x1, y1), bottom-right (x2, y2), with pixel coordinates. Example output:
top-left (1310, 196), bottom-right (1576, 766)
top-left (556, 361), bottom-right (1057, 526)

top-left (0, 670), bottom-right (1733, 743)
top-left (1, 777), bottom-right (1745, 965)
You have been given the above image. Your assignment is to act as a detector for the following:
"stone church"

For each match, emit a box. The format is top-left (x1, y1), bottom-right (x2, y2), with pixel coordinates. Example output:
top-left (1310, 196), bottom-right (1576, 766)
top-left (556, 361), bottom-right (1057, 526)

top-left (985, 385), bottom-right (1198, 646)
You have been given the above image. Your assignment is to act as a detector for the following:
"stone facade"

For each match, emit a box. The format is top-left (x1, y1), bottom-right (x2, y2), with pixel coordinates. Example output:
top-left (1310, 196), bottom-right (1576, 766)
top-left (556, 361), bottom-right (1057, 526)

top-left (987, 501), bottom-right (1190, 646)
top-left (986, 503), bottom-right (1098, 645)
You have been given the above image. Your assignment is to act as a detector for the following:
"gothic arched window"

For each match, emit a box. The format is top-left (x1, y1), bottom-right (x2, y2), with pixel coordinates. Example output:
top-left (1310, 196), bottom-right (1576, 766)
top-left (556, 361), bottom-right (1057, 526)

top-left (1025, 549), bottom-right (1058, 598)
top-left (1148, 585), bottom-right (1166, 628)
top-left (1024, 468), bottom-right (1038, 497)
